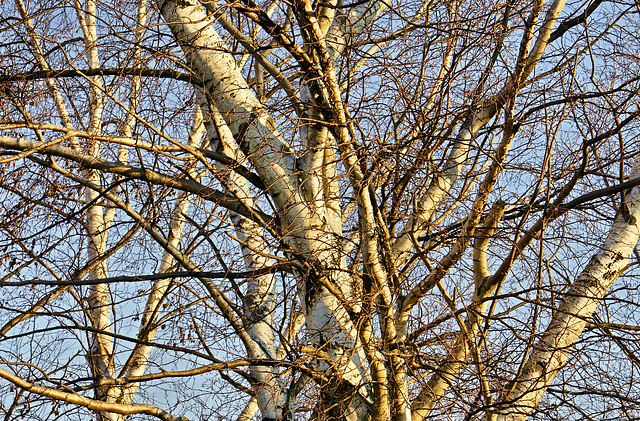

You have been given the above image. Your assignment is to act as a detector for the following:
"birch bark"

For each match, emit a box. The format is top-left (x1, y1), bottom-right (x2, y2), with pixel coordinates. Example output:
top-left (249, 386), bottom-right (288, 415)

top-left (493, 163), bottom-right (640, 420)
top-left (3, 1), bottom-right (639, 421)
top-left (394, 0), bottom-right (568, 341)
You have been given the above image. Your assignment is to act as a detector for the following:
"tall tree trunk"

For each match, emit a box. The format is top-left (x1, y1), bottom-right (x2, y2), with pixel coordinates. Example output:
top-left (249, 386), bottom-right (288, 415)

top-left (154, 1), bottom-right (373, 419)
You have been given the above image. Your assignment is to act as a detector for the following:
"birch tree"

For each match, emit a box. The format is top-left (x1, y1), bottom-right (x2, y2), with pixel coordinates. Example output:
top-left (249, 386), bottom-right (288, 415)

top-left (2, 0), bottom-right (640, 420)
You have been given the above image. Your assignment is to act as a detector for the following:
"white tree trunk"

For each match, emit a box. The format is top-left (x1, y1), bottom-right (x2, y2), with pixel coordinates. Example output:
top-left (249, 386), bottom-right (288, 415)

top-left (495, 164), bottom-right (640, 420)
top-left (74, 0), bottom-right (114, 411)
top-left (154, 2), bottom-right (373, 419)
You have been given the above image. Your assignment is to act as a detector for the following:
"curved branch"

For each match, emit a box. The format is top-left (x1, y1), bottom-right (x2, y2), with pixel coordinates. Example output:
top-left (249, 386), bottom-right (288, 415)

top-left (0, 367), bottom-right (190, 421)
